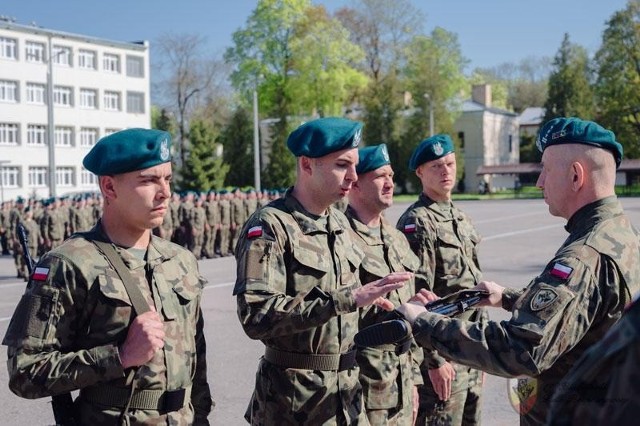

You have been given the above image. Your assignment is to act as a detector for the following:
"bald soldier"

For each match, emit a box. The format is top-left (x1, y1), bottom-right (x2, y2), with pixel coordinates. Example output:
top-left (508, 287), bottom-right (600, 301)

top-left (233, 117), bottom-right (413, 425)
top-left (346, 144), bottom-right (424, 424)
top-left (3, 128), bottom-right (213, 424)
top-left (396, 117), bottom-right (640, 425)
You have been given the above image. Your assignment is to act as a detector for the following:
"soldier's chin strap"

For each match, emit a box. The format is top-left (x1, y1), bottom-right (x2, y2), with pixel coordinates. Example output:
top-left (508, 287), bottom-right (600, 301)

top-left (93, 240), bottom-right (152, 425)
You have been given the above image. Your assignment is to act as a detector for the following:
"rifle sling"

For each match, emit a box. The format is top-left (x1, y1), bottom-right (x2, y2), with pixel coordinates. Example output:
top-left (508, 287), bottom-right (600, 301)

top-left (93, 240), bottom-right (151, 316)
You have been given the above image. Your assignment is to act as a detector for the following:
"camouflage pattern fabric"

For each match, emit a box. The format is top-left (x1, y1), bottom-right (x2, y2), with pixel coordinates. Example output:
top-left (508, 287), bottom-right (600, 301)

top-left (203, 199), bottom-right (220, 258)
top-left (411, 197), bottom-right (640, 425)
top-left (2, 222), bottom-right (213, 425)
top-left (218, 198), bottom-right (231, 256)
top-left (546, 295), bottom-right (640, 425)
top-left (345, 206), bottom-right (423, 425)
top-left (233, 189), bottom-right (368, 425)
top-left (230, 195), bottom-right (247, 253)
top-left (396, 193), bottom-right (486, 425)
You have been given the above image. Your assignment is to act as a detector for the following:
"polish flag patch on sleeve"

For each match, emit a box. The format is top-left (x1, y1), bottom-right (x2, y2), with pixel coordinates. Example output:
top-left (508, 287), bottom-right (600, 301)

top-left (550, 262), bottom-right (573, 280)
top-left (32, 267), bottom-right (50, 281)
top-left (247, 225), bottom-right (263, 239)
top-left (403, 223), bottom-right (417, 233)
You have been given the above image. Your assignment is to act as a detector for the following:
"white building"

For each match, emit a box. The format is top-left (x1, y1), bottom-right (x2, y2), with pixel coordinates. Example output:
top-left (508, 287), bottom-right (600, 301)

top-left (0, 20), bottom-right (150, 202)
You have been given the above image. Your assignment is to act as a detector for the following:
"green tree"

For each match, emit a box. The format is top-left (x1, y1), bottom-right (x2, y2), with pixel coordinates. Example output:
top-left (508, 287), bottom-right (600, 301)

top-left (220, 107), bottom-right (255, 187)
top-left (178, 118), bottom-right (229, 191)
top-left (594, 0), bottom-right (640, 158)
top-left (151, 107), bottom-right (176, 134)
top-left (543, 33), bottom-right (595, 122)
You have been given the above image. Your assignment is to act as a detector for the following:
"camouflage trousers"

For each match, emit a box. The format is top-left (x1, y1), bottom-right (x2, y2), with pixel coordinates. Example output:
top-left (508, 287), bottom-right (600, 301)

top-left (416, 365), bottom-right (483, 426)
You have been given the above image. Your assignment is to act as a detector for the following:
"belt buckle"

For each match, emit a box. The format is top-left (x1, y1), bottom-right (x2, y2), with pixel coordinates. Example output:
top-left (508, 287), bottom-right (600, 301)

top-left (163, 388), bottom-right (186, 413)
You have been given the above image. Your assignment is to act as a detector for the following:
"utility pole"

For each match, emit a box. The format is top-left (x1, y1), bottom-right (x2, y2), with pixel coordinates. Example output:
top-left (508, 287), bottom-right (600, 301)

top-left (46, 35), bottom-right (56, 198)
top-left (424, 93), bottom-right (434, 136)
top-left (253, 89), bottom-right (261, 191)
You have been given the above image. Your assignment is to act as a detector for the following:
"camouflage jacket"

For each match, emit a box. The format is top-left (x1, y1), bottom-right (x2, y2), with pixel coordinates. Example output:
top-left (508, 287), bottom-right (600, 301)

top-left (345, 206), bottom-right (424, 414)
top-left (412, 197), bottom-right (640, 425)
top-left (546, 294), bottom-right (640, 425)
top-left (3, 222), bottom-right (213, 425)
top-left (233, 189), bottom-right (367, 425)
top-left (218, 199), bottom-right (231, 227)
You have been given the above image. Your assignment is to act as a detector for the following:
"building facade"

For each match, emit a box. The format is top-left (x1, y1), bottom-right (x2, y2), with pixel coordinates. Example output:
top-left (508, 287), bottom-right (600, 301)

top-left (0, 20), bottom-right (150, 202)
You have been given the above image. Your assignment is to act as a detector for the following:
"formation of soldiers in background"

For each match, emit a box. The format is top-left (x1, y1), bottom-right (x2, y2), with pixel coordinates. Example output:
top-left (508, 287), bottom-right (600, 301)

top-left (0, 187), bottom-right (290, 280)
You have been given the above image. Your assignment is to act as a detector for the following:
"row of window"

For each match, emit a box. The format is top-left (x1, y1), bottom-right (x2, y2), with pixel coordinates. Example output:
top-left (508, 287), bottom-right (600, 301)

top-left (0, 123), bottom-right (121, 147)
top-left (0, 165), bottom-right (97, 188)
top-left (0, 36), bottom-right (145, 77)
top-left (0, 80), bottom-right (145, 112)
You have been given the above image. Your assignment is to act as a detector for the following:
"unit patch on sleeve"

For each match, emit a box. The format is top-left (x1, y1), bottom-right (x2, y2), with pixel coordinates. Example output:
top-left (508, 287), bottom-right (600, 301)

top-left (550, 262), bottom-right (573, 280)
top-left (530, 288), bottom-right (558, 311)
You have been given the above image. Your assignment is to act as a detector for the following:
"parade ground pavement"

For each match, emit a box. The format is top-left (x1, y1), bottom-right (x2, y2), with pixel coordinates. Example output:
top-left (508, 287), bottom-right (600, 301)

top-left (3, 197), bottom-right (640, 425)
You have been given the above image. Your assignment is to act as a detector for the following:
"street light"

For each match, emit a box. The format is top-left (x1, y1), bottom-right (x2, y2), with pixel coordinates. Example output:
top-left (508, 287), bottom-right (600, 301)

top-left (424, 93), bottom-right (434, 136)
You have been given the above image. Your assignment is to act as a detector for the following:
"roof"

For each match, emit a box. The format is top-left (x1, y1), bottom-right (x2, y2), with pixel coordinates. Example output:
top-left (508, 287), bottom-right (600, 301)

top-left (519, 107), bottom-right (545, 126)
top-left (477, 159), bottom-right (640, 175)
top-left (461, 100), bottom-right (517, 117)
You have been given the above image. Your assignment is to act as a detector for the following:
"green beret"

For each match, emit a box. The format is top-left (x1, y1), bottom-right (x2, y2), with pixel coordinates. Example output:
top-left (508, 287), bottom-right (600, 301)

top-left (409, 134), bottom-right (455, 171)
top-left (287, 117), bottom-right (363, 158)
top-left (83, 128), bottom-right (172, 175)
top-left (536, 117), bottom-right (623, 168)
top-left (356, 143), bottom-right (391, 174)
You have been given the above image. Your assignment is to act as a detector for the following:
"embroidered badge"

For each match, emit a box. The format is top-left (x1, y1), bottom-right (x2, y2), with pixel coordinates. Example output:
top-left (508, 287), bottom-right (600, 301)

top-left (550, 262), bottom-right (573, 280)
top-left (403, 223), bottom-right (417, 233)
top-left (352, 128), bottom-right (362, 147)
top-left (530, 288), bottom-right (558, 311)
top-left (160, 138), bottom-right (170, 161)
top-left (32, 267), bottom-right (50, 281)
top-left (432, 142), bottom-right (444, 156)
top-left (247, 225), bottom-right (263, 239)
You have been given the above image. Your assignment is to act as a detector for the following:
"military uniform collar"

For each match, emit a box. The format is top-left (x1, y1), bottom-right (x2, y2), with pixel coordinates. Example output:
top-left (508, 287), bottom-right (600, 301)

top-left (418, 193), bottom-right (455, 221)
top-left (344, 205), bottom-right (383, 245)
top-left (565, 196), bottom-right (621, 233)
top-left (283, 188), bottom-right (346, 235)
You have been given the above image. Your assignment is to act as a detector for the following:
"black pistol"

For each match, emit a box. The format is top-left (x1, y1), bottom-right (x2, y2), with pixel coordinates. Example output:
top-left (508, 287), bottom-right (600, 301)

top-left (354, 289), bottom-right (489, 347)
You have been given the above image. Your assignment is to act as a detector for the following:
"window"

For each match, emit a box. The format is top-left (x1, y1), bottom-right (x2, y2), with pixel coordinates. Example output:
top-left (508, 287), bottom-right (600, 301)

top-left (0, 123), bottom-right (19, 145)
top-left (78, 49), bottom-right (96, 70)
top-left (81, 168), bottom-right (98, 186)
top-left (126, 55), bottom-right (144, 77)
top-left (458, 131), bottom-right (465, 151)
top-left (27, 124), bottom-right (47, 146)
top-left (0, 80), bottom-right (18, 102)
top-left (29, 167), bottom-right (48, 187)
top-left (126, 91), bottom-right (145, 113)
top-left (55, 126), bottom-right (74, 147)
top-left (104, 91), bottom-right (121, 111)
top-left (0, 37), bottom-right (17, 60)
top-left (56, 167), bottom-right (75, 187)
top-left (79, 127), bottom-right (98, 147)
top-left (508, 134), bottom-right (513, 153)
top-left (53, 86), bottom-right (73, 106)
top-left (79, 88), bottom-right (98, 109)
top-left (52, 45), bottom-right (72, 66)
top-left (103, 53), bottom-right (120, 73)
top-left (0, 166), bottom-right (20, 188)
top-left (104, 128), bottom-right (121, 136)
top-left (26, 83), bottom-right (46, 104)
top-left (25, 41), bottom-right (45, 63)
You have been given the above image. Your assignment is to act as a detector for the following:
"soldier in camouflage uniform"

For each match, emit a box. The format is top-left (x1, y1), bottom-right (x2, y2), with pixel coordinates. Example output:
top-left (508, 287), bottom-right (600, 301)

top-left (346, 144), bottom-right (424, 425)
top-left (9, 197), bottom-right (26, 278)
top-left (396, 134), bottom-right (486, 425)
top-left (189, 194), bottom-right (206, 259)
top-left (397, 117), bottom-right (640, 426)
top-left (230, 188), bottom-right (247, 253)
top-left (203, 190), bottom-right (220, 259)
top-left (40, 197), bottom-right (65, 251)
top-left (233, 117), bottom-right (412, 425)
top-left (546, 293), bottom-right (640, 425)
top-left (1, 200), bottom-right (11, 255)
top-left (3, 128), bottom-right (213, 425)
top-left (18, 206), bottom-right (41, 280)
top-left (217, 190), bottom-right (231, 256)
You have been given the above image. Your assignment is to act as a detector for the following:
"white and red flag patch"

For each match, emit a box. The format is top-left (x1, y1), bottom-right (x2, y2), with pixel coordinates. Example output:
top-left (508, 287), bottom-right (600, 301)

top-left (403, 223), bottom-right (417, 233)
top-left (550, 262), bottom-right (572, 280)
top-left (32, 267), bottom-right (50, 281)
top-left (247, 225), bottom-right (263, 239)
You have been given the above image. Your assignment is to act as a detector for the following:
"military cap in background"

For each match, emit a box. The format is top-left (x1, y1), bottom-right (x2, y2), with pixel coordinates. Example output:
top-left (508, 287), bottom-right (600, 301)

top-left (536, 117), bottom-right (623, 167)
top-left (356, 143), bottom-right (391, 174)
top-left (408, 134), bottom-right (455, 171)
top-left (83, 128), bottom-right (172, 175)
top-left (287, 117), bottom-right (363, 158)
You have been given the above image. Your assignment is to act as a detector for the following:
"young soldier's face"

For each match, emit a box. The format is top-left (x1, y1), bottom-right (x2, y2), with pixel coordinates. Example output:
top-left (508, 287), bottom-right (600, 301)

top-left (416, 152), bottom-right (457, 201)
top-left (309, 148), bottom-right (359, 205)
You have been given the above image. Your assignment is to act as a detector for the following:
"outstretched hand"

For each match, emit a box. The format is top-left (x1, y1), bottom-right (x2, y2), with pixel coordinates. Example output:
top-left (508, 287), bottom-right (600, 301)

top-left (473, 281), bottom-right (504, 307)
top-left (353, 271), bottom-right (413, 310)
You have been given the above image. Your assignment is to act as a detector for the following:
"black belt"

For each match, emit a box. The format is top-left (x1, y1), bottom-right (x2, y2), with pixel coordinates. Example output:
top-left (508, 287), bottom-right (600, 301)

top-left (80, 385), bottom-right (191, 413)
top-left (264, 347), bottom-right (357, 371)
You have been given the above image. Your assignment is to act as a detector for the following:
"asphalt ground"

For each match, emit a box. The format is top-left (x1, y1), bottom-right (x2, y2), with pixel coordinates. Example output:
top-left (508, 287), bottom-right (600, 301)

top-left (2, 197), bottom-right (640, 425)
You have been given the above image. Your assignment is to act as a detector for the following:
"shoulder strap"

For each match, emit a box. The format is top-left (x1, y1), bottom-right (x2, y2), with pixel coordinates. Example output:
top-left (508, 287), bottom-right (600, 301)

top-left (93, 240), bottom-right (151, 316)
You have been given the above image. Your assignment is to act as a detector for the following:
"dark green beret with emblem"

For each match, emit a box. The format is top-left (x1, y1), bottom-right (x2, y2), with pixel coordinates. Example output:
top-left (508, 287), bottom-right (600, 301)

top-left (287, 117), bottom-right (363, 158)
top-left (356, 143), bottom-right (391, 174)
top-left (83, 128), bottom-right (172, 175)
top-left (536, 117), bottom-right (623, 168)
top-left (409, 134), bottom-right (455, 171)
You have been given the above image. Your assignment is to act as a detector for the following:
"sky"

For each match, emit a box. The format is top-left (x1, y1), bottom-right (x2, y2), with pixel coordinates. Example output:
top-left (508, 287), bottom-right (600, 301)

top-left (1, 0), bottom-right (630, 70)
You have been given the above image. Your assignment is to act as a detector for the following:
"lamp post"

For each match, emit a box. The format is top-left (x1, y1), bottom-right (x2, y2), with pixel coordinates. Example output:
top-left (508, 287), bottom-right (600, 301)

top-left (46, 35), bottom-right (56, 198)
top-left (424, 93), bottom-right (434, 136)
top-left (252, 89), bottom-right (261, 191)
top-left (0, 160), bottom-right (9, 203)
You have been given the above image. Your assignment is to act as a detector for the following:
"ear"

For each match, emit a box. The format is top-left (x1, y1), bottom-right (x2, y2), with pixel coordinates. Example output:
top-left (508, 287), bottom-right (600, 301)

top-left (299, 156), bottom-right (313, 176)
top-left (571, 161), bottom-right (585, 191)
top-left (415, 165), bottom-right (424, 180)
top-left (99, 175), bottom-right (117, 200)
